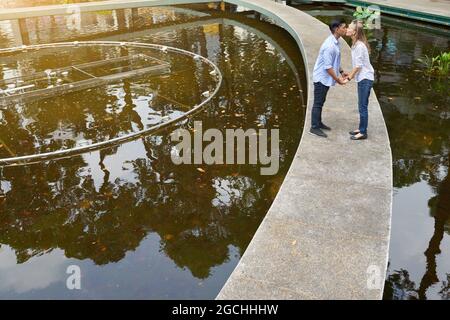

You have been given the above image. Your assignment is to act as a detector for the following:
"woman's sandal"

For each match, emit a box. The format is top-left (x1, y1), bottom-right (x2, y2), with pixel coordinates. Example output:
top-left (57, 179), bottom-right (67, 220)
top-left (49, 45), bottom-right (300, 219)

top-left (349, 130), bottom-right (360, 135)
top-left (350, 133), bottom-right (368, 140)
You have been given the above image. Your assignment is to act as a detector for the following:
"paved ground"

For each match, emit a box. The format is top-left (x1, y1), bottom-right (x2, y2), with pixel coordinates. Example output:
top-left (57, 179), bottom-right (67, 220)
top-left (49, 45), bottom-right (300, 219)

top-left (0, 0), bottom-right (393, 299)
top-left (355, 0), bottom-right (450, 18)
top-left (1, 0), bottom-right (448, 19)
top-left (305, 0), bottom-right (450, 25)
top-left (0, 0), bottom-right (206, 20)
top-left (216, 0), bottom-right (392, 300)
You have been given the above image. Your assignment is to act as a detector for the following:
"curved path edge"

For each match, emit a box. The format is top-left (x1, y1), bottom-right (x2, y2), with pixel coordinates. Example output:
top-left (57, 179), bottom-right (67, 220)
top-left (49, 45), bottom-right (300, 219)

top-left (0, 0), bottom-right (393, 300)
top-left (216, 0), bottom-right (393, 300)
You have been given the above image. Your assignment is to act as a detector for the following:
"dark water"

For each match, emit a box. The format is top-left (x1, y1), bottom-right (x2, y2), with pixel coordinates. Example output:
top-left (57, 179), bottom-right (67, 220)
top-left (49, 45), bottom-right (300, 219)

top-left (295, 3), bottom-right (450, 300)
top-left (0, 5), bottom-right (306, 298)
top-left (0, 44), bottom-right (217, 157)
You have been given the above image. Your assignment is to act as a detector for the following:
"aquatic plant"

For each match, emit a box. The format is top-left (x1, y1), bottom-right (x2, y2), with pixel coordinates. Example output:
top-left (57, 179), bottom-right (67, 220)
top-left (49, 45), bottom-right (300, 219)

top-left (435, 52), bottom-right (450, 76)
top-left (418, 52), bottom-right (450, 78)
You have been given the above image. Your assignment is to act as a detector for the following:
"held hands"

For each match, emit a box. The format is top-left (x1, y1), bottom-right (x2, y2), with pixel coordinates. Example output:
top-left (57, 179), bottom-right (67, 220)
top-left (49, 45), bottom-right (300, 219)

top-left (337, 76), bottom-right (348, 85)
top-left (344, 70), bottom-right (354, 82)
top-left (337, 70), bottom-right (350, 85)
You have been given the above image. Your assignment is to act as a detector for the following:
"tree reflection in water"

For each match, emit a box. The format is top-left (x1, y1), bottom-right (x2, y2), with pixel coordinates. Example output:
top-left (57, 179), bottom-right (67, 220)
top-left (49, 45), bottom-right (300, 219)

top-left (295, 3), bottom-right (449, 300)
top-left (0, 6), bottom-right (306, 298)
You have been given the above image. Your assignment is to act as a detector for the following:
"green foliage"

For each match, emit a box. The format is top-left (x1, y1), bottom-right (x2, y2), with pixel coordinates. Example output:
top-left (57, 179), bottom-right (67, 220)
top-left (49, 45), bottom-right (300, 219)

top-left (418, 51), bottom-right (450, 78)
top-left (353, 6), bottom-right (380, 29)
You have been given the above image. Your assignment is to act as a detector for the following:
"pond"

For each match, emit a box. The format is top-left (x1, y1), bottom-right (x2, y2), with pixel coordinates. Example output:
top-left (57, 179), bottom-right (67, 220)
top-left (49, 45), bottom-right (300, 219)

top-left (0, 4), bottom-right (306, 299)
top-left (294, 3), bottom-right (450, 300)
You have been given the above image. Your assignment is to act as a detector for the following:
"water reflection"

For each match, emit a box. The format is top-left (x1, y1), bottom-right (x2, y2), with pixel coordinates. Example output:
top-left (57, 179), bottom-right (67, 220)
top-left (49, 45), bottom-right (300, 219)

top-left (297, 4), bottom-right (450, 300)
top-left (418, 161), bottom-right (450, 299)
top-left (0, 44), bottom-right (217, 158)
top-left (0, 5), bottom-right (306, 298)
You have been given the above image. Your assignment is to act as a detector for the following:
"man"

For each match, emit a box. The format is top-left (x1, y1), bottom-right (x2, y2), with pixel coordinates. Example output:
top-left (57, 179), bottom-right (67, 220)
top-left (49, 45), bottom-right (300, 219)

top-left (310, 20), bottom-right (348, 138)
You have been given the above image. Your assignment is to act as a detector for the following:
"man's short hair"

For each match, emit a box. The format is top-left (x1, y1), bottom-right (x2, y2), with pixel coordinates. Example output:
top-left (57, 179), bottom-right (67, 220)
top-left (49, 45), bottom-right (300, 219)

top-left (329, 19), bottom-right (346, 33)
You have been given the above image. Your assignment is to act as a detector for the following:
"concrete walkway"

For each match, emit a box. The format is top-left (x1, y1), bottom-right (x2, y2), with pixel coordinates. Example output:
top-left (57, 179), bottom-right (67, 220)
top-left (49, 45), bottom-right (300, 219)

top-left (305, 0), bottom-right (450, 26)
top-left (0, 0), bottom-right (210, 20)
top-left (217, 0), bottom-right (392, 300)
top-left (0, 0), bottom-right (393, 299)
top-left (349, 0), bottom-right (450, 18)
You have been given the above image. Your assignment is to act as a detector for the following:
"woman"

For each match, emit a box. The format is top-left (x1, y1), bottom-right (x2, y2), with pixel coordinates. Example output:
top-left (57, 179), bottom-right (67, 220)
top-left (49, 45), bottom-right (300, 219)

top-left (346, 20), bottom-right (374, 140)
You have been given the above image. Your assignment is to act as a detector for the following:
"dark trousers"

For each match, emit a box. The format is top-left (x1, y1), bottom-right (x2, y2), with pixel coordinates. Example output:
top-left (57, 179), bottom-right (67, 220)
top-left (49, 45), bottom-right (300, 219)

top-left (357, 79), bottom-right (373, 135)
top-left (311, 82), bottom-right (330, 129)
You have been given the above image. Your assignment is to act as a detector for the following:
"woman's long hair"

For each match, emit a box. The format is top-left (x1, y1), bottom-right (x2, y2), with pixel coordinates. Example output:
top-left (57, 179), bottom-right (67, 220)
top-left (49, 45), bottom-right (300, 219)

top-left (351, 20), bottom-right (371, 54)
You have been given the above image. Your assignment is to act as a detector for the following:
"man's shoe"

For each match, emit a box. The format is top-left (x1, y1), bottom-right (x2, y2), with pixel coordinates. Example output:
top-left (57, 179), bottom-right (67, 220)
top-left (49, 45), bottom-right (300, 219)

top-left (320, 123), bottom-right (331, 131)
top-left (309, 127), bottom-right (327, 138)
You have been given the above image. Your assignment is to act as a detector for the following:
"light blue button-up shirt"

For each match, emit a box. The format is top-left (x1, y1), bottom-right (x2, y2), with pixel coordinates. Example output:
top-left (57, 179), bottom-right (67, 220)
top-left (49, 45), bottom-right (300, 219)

top-left (312, 35), bottom-right (341, 87)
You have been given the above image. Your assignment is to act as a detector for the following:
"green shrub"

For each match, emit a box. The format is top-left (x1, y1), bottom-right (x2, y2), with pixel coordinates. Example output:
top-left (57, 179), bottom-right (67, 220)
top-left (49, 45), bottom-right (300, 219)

top-left (418, 52), bottom-right (450, 78)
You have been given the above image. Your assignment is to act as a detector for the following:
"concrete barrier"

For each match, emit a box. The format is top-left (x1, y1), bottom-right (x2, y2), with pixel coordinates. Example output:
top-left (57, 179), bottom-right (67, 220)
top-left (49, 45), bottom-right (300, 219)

top-left (215, 0), bottom-right (392, 300)
top-left (0, 0), bottom-right (393, 299)
top-left (295, 0), bottom-right (450, 26)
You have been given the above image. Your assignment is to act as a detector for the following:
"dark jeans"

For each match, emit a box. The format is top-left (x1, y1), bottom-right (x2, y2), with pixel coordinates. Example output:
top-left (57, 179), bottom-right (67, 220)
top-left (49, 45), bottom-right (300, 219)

top-left (311, 82), bottom-right (330, 129)
top-left (357, 79), bottom-right (373, 135)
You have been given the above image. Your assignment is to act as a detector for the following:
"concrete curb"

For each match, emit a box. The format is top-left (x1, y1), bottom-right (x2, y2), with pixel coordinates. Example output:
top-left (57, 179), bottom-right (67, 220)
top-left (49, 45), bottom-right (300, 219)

top-left (301, 0), bottom-right (450, 26)
top-left (0, 0), bottom-right (393, 299)
top-left (216, 0), bottom-right (393, 300)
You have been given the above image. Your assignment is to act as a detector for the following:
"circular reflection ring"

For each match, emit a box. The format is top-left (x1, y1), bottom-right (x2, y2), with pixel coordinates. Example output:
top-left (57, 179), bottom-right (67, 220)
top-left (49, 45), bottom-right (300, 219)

top-left (0, 41), bottom-right (222, 166)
